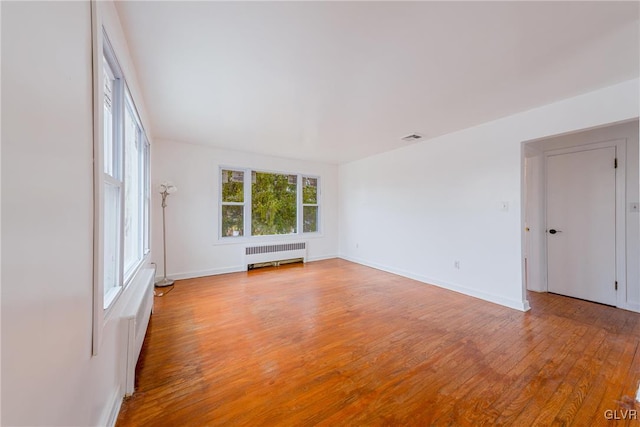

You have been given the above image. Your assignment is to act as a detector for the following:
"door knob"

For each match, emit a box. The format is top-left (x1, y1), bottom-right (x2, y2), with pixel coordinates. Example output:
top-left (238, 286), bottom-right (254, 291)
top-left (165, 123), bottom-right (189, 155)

top-left (548, 229), bottom-right (562, 234)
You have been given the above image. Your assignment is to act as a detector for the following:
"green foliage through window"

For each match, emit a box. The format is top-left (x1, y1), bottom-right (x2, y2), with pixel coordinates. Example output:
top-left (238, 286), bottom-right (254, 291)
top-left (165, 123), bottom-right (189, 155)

top-left (303, 177), bottom-right (317, 204)
top-left (221, 170), bottom-right (244, 202)
top-left (221, 170), bottom-right (244, 236)
top-left (303, 206), bottom-right (318, 233)
top-left (302, 177), bottom-right (318, 233)
top-left (252, 172), bottom-right (297, 235)
top-left (222, 205), bottom-right (243, 237)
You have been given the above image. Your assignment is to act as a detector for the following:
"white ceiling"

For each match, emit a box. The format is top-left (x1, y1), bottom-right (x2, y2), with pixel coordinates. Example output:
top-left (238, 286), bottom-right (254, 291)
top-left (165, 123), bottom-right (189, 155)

top-left (115, 1), bottom-right (639, 164)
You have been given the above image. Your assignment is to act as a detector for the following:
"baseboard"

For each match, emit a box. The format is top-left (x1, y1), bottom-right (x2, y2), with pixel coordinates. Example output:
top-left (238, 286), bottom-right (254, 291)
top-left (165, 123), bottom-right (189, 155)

top-left (623, 301), bottom-right (640, 313)
top-left (340, 255), bottom-right (530, 312)
top-left (307, 254), bottom-right (339, 262)
top-left (156, 256), bottom-right (339, 283)
top-left (156, 266), bottom-right (245, 282)
top-left (101, 385), bottom-right (122, 427)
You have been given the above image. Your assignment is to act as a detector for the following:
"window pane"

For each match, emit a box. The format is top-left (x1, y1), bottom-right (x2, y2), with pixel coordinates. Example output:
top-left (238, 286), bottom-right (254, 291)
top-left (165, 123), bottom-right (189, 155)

top-left (104, 181), bottom-right (120, 301)
top-left (252, 172), bottom-right (297, 235)
top-left (103, 59), bottom-right (115, 177)
top-left (303, 206), bottom-right (318, 233)
top-left (303, 177), bottom-right (317, 204)
top-left (222, 205), bottom-right (244, 237)
top-left (124, 105), bottom-right (141, 275)
top-left (222, 170), bottom-right (244, 202)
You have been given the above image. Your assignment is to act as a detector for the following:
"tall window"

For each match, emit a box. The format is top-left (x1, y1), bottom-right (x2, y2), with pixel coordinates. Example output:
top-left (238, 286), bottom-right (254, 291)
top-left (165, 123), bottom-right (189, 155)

top-left (302, 177), bottom-right (319, 233)
top-left (220, 168), bottom-right (320, 238)
top-left (123, 92), bottom-right (148, 278)
top-left (221, 170), bottom-right (245, 237)
top-left (102, 52), bottom-right (123, 307)
top-left (101, 34), bottom-right (150, 310)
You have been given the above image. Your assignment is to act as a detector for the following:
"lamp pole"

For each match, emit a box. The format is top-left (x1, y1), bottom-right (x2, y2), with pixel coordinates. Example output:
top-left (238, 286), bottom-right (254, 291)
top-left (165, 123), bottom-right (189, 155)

top-left (156, 183), bottom-right (176, 287)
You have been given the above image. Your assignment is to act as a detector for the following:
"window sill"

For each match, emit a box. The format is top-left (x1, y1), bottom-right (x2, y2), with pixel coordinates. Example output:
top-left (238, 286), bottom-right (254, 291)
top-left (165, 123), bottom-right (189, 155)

top-left (103, 286), bottom-right (122, 310)
top-left (103, 254), bottom-right (150, 313)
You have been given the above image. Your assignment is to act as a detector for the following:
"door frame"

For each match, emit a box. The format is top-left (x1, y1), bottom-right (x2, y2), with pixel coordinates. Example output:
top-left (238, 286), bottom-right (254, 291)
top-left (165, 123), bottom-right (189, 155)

top-left (543, 139), bottom-right (626, 308)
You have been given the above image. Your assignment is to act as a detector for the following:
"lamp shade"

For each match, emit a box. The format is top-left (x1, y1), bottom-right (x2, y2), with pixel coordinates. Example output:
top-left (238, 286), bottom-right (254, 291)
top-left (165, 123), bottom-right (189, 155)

top-left (160, 182), bottom-right (177, 194)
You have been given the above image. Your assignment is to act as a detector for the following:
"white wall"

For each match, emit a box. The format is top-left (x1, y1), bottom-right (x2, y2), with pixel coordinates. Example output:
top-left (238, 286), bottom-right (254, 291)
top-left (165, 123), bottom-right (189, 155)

top-left (524, 121), bottom-right (640, 310)
top-left (151, 139), bottom-right (339, 279)
top-left (101, 3), bottom-right (152, 136)
top-left (1, 2), bottom-right (153, 425)
top-left (339, 79), bottom-right (639, 311)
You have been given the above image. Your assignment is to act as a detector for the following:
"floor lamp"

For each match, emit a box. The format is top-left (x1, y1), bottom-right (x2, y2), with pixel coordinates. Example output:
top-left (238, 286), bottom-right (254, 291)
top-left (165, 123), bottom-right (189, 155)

top-left (156, 182), bottom-right (177, 287)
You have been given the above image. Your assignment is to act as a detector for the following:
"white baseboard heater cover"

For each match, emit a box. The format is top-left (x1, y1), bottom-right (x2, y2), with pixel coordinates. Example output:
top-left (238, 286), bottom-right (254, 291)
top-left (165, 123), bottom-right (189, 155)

top-left (121, 267), bottom-right (155, 396)
top-left (245, 241), bottom-right (307, 270)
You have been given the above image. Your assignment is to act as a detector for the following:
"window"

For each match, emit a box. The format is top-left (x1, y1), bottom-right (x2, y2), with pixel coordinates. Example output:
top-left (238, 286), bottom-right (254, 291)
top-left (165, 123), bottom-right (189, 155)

top-left (219, 168), bottom-right (320, 238)
top-left (221, 169), bottom-right (245, 237)
top-left (302, 177), bottom-right (319, 233)
top-left (102, 51), bottom-right (123, 307)
top-left (100, 33), bottom-right (150, 310)
top-left (123, 92), bottom-right (148, 278)
top-left (252, 171), bottom-right (297, 235)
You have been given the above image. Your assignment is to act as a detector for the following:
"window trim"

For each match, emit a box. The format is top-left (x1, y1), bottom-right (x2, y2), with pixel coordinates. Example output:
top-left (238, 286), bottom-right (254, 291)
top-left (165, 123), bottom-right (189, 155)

top-left (218, 166), bottom-right (322, 243)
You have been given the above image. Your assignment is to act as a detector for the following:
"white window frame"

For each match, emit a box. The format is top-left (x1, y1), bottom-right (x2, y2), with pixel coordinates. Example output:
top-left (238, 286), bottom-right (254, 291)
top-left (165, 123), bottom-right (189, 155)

top-left (92, 25), bottom-right (151, 355)
top-left (218, 167), bottom-right (321, 242)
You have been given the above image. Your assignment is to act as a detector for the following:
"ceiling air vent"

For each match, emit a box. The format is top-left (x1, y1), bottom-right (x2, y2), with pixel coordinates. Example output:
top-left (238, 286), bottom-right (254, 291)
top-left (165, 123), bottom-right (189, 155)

top-left (401, 133), bottom-right (423, 142)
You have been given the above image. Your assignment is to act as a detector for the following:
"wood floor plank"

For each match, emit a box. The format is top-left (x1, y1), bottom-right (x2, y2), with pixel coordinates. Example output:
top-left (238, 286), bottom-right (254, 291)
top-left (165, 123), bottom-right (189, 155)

top-left (475, 319), bottom-right (591, 425)
top-left (116, 259), bottom-right (640, 426)
top-left (574, 338), bottom-right (637, 427)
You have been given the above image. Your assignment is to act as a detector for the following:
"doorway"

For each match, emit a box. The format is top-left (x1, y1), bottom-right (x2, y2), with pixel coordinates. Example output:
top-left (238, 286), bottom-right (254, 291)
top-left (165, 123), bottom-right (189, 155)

top-left (523, 120), bottom-right (639, 311)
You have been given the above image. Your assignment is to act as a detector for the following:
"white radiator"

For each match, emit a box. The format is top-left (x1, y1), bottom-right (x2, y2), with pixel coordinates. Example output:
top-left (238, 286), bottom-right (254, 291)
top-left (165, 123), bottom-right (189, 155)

top-left (121, 267), bottom-right (155, 396)
top-left (244, 241), bottom-right (307, 269)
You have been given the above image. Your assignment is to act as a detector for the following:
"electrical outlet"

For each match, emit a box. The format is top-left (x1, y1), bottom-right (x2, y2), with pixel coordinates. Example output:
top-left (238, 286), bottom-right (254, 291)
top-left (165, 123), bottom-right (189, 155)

top-left (630, 202), bottom-right (639, 213)
top-left (454, 260), bottom-right (460, 269)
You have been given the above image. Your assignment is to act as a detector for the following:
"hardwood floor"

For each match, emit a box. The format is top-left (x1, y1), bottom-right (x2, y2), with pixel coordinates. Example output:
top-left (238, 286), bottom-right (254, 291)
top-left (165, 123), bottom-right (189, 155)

top-left (117, 259), bottom-right (640, 426)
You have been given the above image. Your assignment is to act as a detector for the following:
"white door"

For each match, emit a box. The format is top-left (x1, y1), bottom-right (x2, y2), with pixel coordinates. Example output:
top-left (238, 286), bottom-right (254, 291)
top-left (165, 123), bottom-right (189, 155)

top-left (546, 146), bottom-right (617, 306)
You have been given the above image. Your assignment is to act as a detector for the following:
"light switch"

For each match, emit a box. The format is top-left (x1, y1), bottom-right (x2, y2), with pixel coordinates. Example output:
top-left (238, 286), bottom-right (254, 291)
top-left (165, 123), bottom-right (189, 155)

top-left (499, 201), bottom-right (509, 212)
